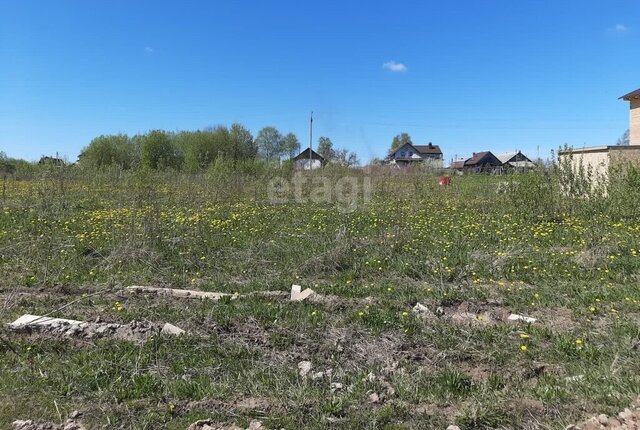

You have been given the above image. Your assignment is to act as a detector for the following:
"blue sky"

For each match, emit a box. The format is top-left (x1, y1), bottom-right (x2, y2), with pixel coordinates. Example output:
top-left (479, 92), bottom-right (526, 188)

top-left (1, 1), bottom-right (638, 163)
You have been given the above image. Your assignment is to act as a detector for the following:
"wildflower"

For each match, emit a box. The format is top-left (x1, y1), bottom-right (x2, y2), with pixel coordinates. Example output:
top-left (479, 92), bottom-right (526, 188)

top-left (311, 310), bottom-right (317, 316)
top-left (520, 345), bottom-right (528, 351)
top-left (402, 311), bottom-right (409, 317)
top-left (520, 333), bottom-right (530, 339)
top-left (575, 338), bottom-right (583, 345)
top-left (358, 311), bottom-right (365, 317)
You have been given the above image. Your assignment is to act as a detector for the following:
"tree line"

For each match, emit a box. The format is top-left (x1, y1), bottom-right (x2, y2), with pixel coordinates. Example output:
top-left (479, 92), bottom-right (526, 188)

top-left (77, 124), bottom-right (359, 171)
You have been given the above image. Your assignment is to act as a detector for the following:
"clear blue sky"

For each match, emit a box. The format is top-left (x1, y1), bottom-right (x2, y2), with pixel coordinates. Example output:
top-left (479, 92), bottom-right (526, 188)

top-left (1, 1), bottom-right (638, 163)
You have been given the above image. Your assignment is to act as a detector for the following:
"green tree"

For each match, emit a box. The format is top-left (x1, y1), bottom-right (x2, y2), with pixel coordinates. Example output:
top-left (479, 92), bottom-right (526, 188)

top-left (140, 130), bottom-right (183, 170)
top-left (229, 123), bottom-right (257, 159)
top-left (79, 134), bottom-right (138, 169)
top-left (175, 131), bottom-right (215, 171)
top-left (390, 133), bottom-right (412, 153)
top-left (317, 136), bottom-right (333, 159)
top-left (282, 133), bottom-right (301, 159)
top-left (256, 127), bottom-right (282, 163)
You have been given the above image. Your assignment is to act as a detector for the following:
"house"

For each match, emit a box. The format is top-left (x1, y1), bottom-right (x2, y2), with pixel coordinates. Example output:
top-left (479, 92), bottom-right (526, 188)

top-left (386, 142), bottom-right (443, 168)
top-left (496, 151), bottom-right (536, 169)
top-left (449, 151), bottom-right (501, 173)
top-left (291, 148), bottom-right (324, 170)
top-left (558, 88), bottom-right (640, 183)
top-left (456, 151), bottom-right (502, 173)
top-left (38, 156), bottom-right (65, 166)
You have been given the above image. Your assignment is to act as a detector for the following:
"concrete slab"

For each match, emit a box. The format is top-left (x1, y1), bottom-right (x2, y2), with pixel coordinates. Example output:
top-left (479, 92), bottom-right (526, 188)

top-left (9, 314), bottom-right (87, 329)
top-left (290, 284), bottom-right (315, 301)
top-left (127, 286), bottom-right (232, 300)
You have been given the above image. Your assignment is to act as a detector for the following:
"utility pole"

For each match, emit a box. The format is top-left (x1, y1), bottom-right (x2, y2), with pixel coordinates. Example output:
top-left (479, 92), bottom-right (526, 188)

top-left (309, 111), bottom-right (313, 170)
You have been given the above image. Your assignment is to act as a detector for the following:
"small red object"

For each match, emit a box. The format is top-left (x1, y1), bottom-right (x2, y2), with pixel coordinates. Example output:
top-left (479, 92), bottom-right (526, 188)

top-left (438, 175), bottom-right (451, 186)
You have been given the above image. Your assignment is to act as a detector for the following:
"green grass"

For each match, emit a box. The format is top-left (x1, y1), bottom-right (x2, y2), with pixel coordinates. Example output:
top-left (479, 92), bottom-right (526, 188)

top-left (1, 166), bottom-right (640, 429)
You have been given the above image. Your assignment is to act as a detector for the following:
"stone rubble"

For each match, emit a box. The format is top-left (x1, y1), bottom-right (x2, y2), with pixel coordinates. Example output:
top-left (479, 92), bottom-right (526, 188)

top-left (567, 397), bottom-right (640, 430)
top-left (8, 314), bottom-right (185, 342)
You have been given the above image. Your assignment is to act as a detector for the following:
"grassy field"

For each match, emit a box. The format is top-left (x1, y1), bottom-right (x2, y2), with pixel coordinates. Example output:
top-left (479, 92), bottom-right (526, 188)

top-left (1, 166), bottom-right (639, 429)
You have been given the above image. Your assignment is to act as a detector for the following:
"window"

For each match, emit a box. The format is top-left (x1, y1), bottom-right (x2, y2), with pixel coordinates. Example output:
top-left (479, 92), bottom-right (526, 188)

top-left (408, 151), bottom-right (413, 157)
top-left (399, 151), bottom-right (406, 158)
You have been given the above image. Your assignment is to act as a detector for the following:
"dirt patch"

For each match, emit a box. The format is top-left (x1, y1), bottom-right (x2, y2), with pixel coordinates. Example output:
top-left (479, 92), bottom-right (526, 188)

top-left (461, 363), bottom-right (492, 382)
top-left (306, 293), bottom-right (377, 309)
top-left (534, 307), bottom-right (577, 331)
top-left (186, 396), bottom-right (273, 414)
top-left (213, 318), bottom-right (270, 346)
top-left (234, 396), bottom-right (273, 412)
top-left (508, 398), bottom-right (545, 415)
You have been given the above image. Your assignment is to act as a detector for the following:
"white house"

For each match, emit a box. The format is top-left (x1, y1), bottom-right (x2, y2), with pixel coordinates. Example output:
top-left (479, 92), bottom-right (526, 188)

top-left (292, 148), bottom-right (325, 170)
top-left (386, 142), bottom-right (443, 168)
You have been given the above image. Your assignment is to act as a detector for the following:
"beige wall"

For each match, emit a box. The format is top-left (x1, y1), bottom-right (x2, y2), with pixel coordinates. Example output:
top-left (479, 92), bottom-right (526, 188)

top-left (609, 147), bottom-right (640, 166)
top-left (563, 150), bottom-right (609, 183)
top-left (631, 99), bottom-right (640, 146)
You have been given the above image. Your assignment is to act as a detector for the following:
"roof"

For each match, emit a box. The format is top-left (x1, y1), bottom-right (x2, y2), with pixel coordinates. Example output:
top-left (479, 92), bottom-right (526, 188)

top-left (292, 148), bottom-right (325, 161)
top-left (464, 151), bottom-right (495, 166)
top-left (450, 160), bottom-right (465, 169)
top-left (413, 143), bottom-right (442, 155)
top-left (620, 88), bottom-right (640, 101)
top-left (558, 145), bottom-right (640, 155)
top-left (495, 151), bottom-right (535, 165)
top-left (388, 142), bottom-right (442, 156)
top-left (495, 152), bottom-right (519, 164)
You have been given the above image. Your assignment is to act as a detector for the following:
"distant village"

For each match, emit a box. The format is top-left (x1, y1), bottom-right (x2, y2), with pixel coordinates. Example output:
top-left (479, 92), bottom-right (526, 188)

top-left (293, 86), bottom-right (639, 178)
top-left (292, 136), bottom-right (538, 174)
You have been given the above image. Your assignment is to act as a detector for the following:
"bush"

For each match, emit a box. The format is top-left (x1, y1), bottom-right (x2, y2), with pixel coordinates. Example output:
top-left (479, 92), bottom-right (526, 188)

top-left (79, 134), bottom-right (139, 170)
top-left (140, 130), bottom-right (183, 170)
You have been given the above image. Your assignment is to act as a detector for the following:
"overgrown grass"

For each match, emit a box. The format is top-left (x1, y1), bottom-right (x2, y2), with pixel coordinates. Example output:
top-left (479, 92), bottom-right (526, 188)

top-left (1, 165), bottom-right (640, 429)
